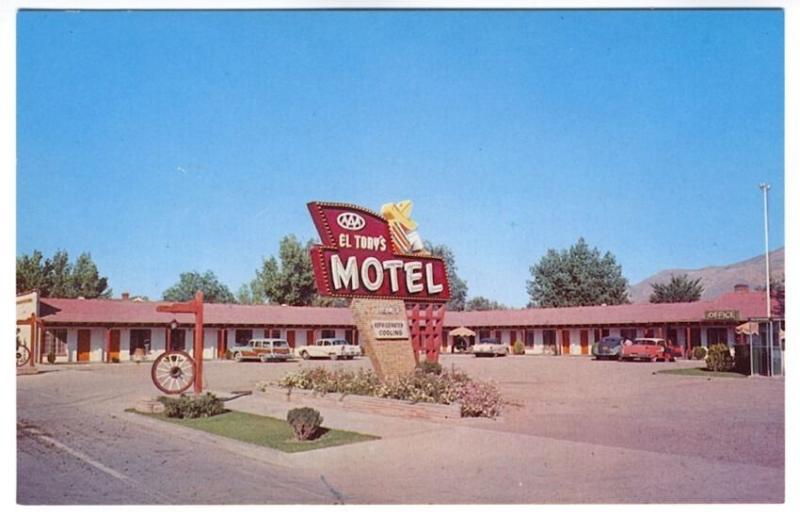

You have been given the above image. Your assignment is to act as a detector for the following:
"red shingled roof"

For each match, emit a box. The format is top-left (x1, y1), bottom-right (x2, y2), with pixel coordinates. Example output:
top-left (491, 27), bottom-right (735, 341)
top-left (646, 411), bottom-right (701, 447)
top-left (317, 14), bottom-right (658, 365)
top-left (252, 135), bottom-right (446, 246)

top-left (39, 298), bottom-right (352, 327)
top-left (38, 290), bottom-right (774, 328)
top-left (445, 291), bottom-right (774, 327)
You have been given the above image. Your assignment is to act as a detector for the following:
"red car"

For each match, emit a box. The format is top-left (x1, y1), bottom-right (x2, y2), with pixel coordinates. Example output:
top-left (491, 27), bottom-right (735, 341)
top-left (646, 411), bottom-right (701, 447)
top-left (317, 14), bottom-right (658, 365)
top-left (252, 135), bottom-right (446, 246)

top-left (620, 338), bottom-right (677, 362)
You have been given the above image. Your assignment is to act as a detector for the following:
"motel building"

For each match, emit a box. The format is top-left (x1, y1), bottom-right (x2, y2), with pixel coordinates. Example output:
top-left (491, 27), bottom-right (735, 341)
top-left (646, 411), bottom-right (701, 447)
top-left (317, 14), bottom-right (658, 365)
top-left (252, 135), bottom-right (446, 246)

top-left (16, 285), bottom-right (780, 366)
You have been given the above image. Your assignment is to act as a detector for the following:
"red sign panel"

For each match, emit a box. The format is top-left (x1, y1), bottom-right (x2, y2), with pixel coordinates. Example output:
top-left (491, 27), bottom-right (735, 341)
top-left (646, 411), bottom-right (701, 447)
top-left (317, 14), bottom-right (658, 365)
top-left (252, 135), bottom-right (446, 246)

top-left (308, 201), bottom-right (451, 302)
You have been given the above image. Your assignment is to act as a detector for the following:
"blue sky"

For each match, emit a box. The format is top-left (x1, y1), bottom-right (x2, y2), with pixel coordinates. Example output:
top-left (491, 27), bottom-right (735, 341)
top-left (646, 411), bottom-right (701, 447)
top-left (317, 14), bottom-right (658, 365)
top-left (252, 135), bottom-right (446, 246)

top-left (17, 9), bottom-right (784, 307)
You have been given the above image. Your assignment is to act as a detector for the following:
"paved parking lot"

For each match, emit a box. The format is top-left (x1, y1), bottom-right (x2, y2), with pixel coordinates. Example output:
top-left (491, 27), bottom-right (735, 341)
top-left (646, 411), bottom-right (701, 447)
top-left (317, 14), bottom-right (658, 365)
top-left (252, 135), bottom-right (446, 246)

top-left (17, 353), bottom-right (784, 503)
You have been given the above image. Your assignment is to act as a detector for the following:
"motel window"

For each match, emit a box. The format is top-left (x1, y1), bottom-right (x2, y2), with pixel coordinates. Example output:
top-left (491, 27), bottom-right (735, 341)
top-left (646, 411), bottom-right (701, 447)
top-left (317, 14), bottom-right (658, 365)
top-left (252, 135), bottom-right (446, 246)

top-left (235, 330), bottom-right (253, 345)
top-left (620, 328), bottom-right (637, 341)
top-left (321, 329), bottom-right (336, 339)
top-left (542, 330), bottom-right (556, 346)
top-left (268, 329), bottom-right (281, 339)
top-left (706, 327), bottom-right (728, 346)
top-left (130, 329), bottom-right (151, 355)
top-left (170, 329), bottom-right (186, 351)
top-left (524, 330), bottom-right (535, 347)
top-left (478, 330), bottom-right (491, 341)
top-left (345, 329), bottom-right (354, 344)
top-left (44, 329), bottom-right (68, 356)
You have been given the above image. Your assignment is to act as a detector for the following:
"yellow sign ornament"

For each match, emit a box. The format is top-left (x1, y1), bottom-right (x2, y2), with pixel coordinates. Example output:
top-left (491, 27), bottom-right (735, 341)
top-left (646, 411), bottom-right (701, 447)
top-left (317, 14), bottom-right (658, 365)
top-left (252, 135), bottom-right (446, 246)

top-left (380, 200), bottom-right (428, 255)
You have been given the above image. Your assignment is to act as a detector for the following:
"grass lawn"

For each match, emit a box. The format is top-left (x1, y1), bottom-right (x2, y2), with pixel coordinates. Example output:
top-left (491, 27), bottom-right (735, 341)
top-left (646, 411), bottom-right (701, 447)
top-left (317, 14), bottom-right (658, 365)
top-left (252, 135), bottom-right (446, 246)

top-left (656, 367), bottom-right (747, 379)
top-left (132, 410), bottom-right (378, 453)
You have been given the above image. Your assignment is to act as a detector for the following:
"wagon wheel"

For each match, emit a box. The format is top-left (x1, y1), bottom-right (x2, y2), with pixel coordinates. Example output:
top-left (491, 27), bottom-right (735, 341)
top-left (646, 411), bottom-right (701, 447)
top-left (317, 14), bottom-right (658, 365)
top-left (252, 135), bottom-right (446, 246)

top-left (16, 344), bottom-right (30, 368)
top-left (151, 351), bottom-right (195, 394)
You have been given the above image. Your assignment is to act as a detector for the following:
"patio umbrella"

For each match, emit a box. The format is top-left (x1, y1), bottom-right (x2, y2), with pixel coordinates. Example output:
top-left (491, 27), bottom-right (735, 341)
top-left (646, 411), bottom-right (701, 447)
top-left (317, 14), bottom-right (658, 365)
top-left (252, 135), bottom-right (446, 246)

top-left (449, 326), bottom-right (476, 337)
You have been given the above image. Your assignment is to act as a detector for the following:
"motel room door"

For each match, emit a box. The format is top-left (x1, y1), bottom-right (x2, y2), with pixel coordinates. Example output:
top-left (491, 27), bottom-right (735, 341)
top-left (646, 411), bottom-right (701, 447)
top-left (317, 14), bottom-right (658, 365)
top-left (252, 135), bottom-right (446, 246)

top-left (580, 330), bottom-right (589, 355)
top-left (561, 330), bottom-right (571, 355)
top-left (286, 330), bottom-right (296, 349)
top-left (77, 329), bottom-right (91, 362)
top-left (108, 329), bottom-right (120, 362)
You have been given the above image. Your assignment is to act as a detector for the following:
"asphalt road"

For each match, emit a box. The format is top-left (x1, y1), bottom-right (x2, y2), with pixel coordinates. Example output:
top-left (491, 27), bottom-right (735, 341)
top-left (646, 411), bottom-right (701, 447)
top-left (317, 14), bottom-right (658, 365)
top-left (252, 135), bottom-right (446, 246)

top-left (17, 355), bottom-right (785, 504)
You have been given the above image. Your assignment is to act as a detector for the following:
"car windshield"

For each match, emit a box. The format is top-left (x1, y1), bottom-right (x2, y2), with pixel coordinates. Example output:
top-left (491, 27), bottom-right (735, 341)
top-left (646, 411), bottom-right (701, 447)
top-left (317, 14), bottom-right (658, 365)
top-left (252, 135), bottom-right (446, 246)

top-left (600, 337), bottom-right (621, 345)
top-left (480, 339), bottom-right (498, 344)
top-left (273, 340), bottom-right (288, 347)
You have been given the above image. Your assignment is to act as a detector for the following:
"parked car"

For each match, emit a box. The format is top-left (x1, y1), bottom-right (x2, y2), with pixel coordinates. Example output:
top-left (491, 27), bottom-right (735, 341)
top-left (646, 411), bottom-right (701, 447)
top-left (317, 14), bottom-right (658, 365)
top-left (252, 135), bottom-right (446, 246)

top-left (230, 338), bottom-right (292, 362)
top-left (620, 338), bottom-right (676, 362)
top-left (294, 338), bottom-right (360, 360)
top-left (592, 336), bottom-right (624, 360)
top-left (472, 338), bottom-right (508, 358)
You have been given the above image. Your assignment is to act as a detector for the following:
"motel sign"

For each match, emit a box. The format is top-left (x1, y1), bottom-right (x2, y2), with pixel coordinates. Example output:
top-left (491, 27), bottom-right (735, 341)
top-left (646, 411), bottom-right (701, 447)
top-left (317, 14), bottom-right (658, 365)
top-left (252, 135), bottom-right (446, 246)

top-left (308, 201), bottom-right (451, 302)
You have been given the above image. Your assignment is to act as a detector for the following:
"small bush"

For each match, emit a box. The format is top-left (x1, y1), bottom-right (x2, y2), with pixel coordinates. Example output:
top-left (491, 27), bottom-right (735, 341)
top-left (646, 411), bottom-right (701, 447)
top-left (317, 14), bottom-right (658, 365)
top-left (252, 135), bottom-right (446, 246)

top-left (224, 350), bottom-right (234, 360)
top-left (159, 393), bottom-right (225, 419)
top-left (512, 341), bottom-right (526, 355)
top-left (417, 360), bottom-right (443, 376)
top-left (287, 407), bottom-right (324, 441)
top-left (111, 357), bottom-right (120, 364)
top-left (692, 347), bottom-right (707, 360)
top-left (705, 344), bottom-right (734, 372)
top-left (46, 351), bottom-right (56, 364)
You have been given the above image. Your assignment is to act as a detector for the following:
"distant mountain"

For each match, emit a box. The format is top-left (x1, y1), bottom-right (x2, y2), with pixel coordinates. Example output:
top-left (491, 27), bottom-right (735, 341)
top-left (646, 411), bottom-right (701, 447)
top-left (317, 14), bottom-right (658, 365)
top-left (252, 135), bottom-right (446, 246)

top-left (629, 248), bottom-right (785, 303)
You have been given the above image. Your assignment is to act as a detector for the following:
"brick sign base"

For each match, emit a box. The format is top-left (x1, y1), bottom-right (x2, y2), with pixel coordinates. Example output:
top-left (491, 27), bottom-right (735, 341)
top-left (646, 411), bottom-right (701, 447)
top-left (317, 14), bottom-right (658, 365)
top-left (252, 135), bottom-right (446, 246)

top-left (350, 298), bottom-right (416, 380)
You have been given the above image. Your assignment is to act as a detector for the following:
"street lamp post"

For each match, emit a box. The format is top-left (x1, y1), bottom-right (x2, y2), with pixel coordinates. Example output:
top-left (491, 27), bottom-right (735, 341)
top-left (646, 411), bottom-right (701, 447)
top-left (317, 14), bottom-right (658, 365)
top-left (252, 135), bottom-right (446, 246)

top-left (758, 183), bottom-right (772, 376)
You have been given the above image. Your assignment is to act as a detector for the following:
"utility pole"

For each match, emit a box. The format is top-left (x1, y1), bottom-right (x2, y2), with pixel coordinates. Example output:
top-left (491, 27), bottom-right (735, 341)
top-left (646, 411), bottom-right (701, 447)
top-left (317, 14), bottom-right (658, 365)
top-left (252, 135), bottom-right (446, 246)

top-left (759, 183), bottom-right (772, 375)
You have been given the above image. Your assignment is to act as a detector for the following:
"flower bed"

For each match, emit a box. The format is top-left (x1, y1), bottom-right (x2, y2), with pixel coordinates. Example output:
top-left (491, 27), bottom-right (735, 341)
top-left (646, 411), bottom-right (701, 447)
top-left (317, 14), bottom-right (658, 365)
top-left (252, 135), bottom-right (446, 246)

top-left (259, 366), bottom-right (503, 418)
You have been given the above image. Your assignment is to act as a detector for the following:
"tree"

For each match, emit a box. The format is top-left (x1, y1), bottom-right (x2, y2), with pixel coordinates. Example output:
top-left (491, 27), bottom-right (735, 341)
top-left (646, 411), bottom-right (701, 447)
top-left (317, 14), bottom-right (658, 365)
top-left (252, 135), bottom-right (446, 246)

top-left (70, 253), bottom-right (112, 298)
top-left (16, 250), bottom-right (111, 298)
top-left (465, 296), bottom-right (508, 311)
top-left (756, 275), bottom-right (785, 317)
top-left (45, 250), bottom-right (74, 297)
top-left (16, 250), bottom-right (48, 294)
top-left (251, 235), bottom-right (318, 306)
top-left (424, 241), bottom-right (468, 311)
top-left (649, 274), bottom-right (704, 303)
top-left (162, 270), bottom-right (235, 303)
top-left (235, 282), bottom-right (266, 305)
top-left (526, 237), bottom-right (629, 308)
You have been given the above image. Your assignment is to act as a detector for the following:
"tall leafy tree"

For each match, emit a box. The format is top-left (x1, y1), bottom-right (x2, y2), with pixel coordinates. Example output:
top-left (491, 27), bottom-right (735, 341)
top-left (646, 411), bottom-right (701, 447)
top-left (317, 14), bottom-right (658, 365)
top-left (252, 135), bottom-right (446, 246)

top-left (16, 250), bottom-right (48, 294)
top-left (527, 237), bottom-right (629, 308)
top-left (17, 250), bottom-right (111, 298)
top-left (425, 241), bottom-right (468, 311)
top-left (45, 250), bottom-right (74, 297)
top-left (465, 296), bottom-right (508, 311)
top-left (649, 274), bottom-right (704, 303)
top-left (251, 235), bottom-right (317, 306)
top-left (70, 252), bottom-right (112, 298)
top-left (162, 270), bottom-right (235, 303)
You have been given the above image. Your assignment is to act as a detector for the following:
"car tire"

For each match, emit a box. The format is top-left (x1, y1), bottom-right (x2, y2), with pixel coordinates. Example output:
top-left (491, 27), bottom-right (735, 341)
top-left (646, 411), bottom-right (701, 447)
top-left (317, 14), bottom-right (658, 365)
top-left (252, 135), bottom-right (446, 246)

top-left (300, 351), bottom-right (310, 360)
top-left (234, 352), bottom-right (243, 362)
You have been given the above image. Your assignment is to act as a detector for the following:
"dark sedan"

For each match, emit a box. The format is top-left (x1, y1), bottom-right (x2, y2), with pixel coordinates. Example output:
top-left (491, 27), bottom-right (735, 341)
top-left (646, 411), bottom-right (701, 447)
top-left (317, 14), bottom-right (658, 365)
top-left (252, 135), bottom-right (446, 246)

top-left (592, 336), bottom-right (624, 360)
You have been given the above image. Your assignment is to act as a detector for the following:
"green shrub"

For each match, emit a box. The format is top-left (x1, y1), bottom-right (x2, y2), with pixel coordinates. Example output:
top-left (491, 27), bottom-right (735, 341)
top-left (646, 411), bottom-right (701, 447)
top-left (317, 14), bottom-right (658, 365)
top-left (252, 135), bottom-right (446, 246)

top-left (692, 346), bottom-right (707, 360)
top-left (46, 351), bottom-right (56, 364)
top-left (512, 341), bottom-right (526, 355)
top-left (287, 407), bottom-right (324, 441)
top-left (417, 360), bottom-right (443, 376)
top-left (159, 393), bottom-right (225, 419)
top-left (705, 344), bottom-right (734, 372)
